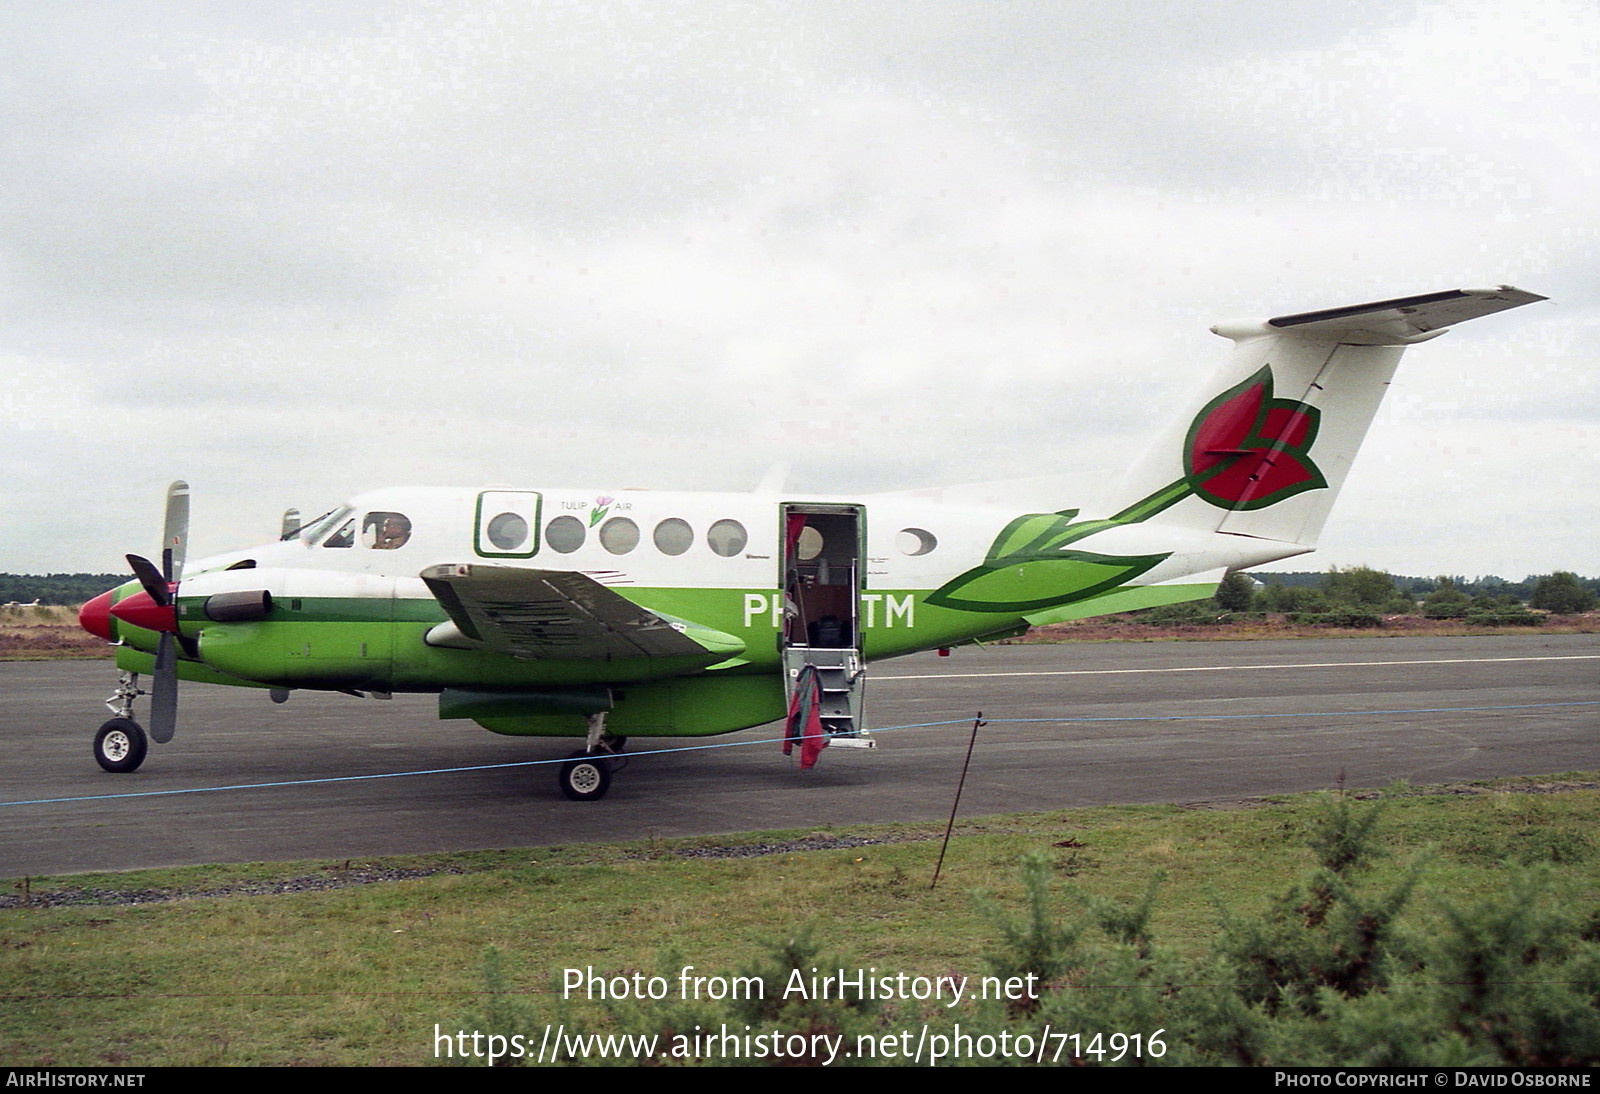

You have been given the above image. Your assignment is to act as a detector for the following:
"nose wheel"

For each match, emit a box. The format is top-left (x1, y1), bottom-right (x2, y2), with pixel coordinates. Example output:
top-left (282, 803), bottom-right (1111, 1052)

top-left (94, 717), bottom-right (148, 773)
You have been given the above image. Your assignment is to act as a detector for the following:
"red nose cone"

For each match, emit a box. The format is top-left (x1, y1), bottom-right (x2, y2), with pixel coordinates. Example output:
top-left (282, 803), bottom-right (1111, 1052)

top-left (108, 589), bottom-right (177, 634)
top-left (79, 590), bottom-right (115, 641)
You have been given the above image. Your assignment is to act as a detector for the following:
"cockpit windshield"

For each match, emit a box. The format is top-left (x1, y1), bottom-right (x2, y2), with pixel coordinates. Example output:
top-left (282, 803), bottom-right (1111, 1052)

top-left (302, 506), bottom-right (354, 545)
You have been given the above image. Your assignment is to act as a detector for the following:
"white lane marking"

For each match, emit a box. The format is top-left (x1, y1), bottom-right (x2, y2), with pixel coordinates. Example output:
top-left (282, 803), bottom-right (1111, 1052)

top-left (876, 654), bottom-right (1600, 682)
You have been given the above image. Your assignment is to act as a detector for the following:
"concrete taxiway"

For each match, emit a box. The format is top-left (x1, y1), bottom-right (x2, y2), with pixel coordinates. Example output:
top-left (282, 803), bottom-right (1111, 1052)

top-left (2, 633), bottom-right (1595, 875)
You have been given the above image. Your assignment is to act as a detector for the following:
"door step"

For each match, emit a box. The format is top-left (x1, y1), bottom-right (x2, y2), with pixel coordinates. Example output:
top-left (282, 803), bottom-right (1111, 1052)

top-left (783, 645), bottom-right (872, 745)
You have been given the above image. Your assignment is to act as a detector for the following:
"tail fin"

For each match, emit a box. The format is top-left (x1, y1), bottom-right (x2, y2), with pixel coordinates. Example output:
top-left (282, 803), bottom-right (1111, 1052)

top-left (1114, 286), bottom-right (1546, 549)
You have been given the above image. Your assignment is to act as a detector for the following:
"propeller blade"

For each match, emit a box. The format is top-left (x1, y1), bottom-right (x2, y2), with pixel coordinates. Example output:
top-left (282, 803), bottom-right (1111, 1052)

top-left (126, 554), bottom-right (172, 607)
top-left (163, 480), bottom-right (190, 583)
top-left (149, 631), bottom-right (178, 743)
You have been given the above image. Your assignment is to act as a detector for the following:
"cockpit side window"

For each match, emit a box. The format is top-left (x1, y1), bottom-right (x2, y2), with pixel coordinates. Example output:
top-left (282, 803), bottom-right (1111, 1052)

top-left (364, 511), bottom-right (412, 550)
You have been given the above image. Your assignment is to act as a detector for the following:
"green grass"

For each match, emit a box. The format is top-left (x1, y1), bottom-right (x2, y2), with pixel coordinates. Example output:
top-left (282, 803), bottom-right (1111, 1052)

top-left (4, 774), bottom-right (1599, 1066)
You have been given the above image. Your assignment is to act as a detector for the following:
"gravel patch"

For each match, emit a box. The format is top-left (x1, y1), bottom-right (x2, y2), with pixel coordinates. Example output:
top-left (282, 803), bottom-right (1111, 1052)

top-left (669, 834), bottom-right (903, 859)
top-left (2, 865), bottom-right (461, 910)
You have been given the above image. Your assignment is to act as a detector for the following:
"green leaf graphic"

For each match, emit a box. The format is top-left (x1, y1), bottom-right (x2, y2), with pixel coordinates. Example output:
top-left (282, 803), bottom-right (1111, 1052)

top-left (927, 549), bottom-right (1170, 614)
top-left (986, 511), bottom-right (1079, 560)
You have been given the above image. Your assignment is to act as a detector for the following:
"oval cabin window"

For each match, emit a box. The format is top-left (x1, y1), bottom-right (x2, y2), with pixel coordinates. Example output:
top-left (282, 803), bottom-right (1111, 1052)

top-left (545, 515), bottom-right (585, 554)
top-left (653, 518), bottom-right (693, 556)
top-left (599, 517), bottom-right (640, 555)
top-left (706, 519), bottom-right (747, 558)
top-left (485, 512), bottom-right (528, 551)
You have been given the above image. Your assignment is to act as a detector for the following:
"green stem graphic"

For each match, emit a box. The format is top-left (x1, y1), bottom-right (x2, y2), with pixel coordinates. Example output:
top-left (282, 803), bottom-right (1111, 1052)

top-left (1111, 478), bottom-right (1193, 525)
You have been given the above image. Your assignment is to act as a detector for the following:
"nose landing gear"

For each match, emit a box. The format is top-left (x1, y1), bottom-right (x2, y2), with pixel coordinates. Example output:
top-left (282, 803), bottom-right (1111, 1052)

top-left (94, 673), bottom-right (150, 773)
top-left (95, 717), bottom-right (148, 773)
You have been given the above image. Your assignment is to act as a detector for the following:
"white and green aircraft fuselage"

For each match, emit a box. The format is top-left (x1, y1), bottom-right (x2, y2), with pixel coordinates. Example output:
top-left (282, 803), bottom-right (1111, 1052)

top-left (78, 286), bottom-right (1545, 799)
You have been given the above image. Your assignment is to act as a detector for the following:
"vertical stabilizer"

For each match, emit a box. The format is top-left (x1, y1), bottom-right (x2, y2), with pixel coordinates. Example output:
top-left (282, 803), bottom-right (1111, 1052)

top-left (1112, 286), bottom-right (1545, 549)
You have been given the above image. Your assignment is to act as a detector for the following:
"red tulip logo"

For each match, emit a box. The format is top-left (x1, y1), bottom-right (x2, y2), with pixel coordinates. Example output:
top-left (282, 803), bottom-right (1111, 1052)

top-left (1183, 366), bottom-right (1325, 510)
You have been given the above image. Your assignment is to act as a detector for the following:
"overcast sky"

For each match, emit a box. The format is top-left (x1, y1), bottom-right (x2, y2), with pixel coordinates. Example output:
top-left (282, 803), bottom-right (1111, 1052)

top-left (2, 1), bottom-right (1594, 581)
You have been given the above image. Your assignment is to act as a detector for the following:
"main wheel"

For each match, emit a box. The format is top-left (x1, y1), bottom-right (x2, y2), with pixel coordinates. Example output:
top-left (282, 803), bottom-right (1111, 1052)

top-left (558, 751), bottom-right (612, 802)
top-left (94, 718), bottom-right (148, 773)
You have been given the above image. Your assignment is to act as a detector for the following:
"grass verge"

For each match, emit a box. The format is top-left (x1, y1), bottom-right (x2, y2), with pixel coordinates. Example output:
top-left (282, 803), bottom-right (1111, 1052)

top-left (3, 772), bottom-right (1598, 1065)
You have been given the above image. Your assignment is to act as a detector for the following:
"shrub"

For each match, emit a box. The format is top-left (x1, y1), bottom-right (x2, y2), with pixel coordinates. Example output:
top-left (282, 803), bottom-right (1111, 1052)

top-left (1288, 610), bottom-right (1383, 628)
top-left (1530, 573), bottom-right (1598, 615)
top-left (1464, 608), bottom-right (1543, 627)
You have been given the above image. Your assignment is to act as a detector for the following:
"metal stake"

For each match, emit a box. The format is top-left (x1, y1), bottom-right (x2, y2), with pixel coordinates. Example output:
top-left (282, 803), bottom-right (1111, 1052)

top-left (931, 711), bottom-right (985, 889)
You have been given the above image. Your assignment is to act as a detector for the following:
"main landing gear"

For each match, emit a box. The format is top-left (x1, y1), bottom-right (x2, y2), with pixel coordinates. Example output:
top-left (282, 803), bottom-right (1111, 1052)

top-left (94, 673), bottom-right (150, 773)
top-left (558, 713), bottom-right (628, 802)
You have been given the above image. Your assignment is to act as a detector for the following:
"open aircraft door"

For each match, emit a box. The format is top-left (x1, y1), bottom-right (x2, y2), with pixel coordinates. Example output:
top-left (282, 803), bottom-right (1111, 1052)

top-left (779, 503), bottom-right (873, 747)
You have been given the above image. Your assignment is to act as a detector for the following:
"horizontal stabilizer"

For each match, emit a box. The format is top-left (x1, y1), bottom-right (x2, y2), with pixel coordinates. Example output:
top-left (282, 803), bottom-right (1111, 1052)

top-left (1237, 285), bottom-right (1546, 346)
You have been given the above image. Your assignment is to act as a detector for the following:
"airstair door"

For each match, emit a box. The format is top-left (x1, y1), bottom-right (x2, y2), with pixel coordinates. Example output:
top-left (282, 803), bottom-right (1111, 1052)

top-left (779, 504), bottom-right (873, 747)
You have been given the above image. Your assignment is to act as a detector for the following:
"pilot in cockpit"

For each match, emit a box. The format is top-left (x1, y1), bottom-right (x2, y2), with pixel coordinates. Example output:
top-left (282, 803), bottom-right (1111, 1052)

top-left (367, 513), bottom-right (412, 550)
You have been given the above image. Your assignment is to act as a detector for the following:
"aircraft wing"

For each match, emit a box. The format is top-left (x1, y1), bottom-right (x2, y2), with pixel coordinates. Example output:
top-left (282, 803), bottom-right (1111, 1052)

top-left (419, 564), bottom-right (744, 663)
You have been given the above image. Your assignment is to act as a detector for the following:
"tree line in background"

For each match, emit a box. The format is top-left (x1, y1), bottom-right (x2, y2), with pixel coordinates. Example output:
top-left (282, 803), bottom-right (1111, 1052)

top-left (1200, 566), bottom-right (1599, 626)
top-left (1244, 568), bottom-right (1600, 605)
top-left (0, 575), bottom-right (124, 607)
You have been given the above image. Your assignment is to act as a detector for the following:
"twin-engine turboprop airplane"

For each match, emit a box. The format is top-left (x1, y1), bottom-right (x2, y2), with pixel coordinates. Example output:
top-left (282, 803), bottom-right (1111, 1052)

top-left (78, 286), bottom-right (1545, 800)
